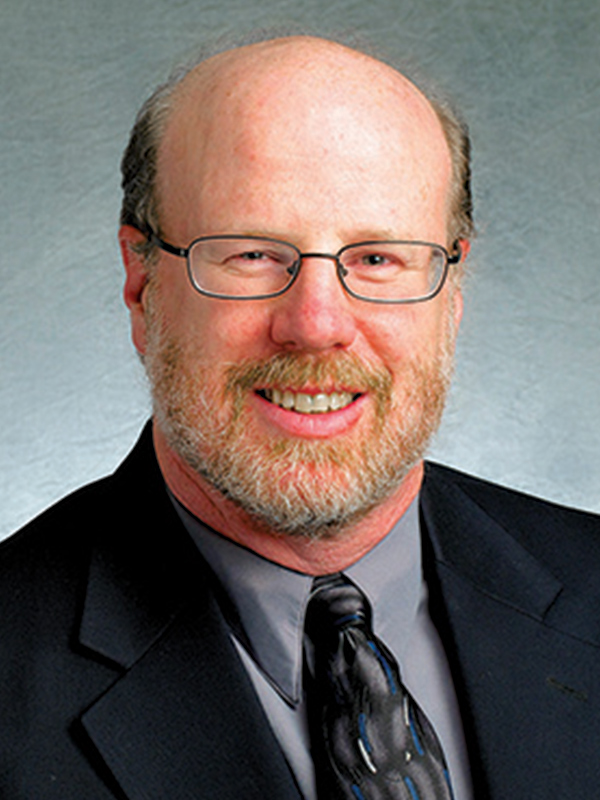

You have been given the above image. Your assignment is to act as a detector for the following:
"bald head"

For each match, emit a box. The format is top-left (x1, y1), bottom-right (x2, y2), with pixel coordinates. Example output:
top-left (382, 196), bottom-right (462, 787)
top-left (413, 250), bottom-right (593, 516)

top-left (120, 35), bottom-right (472, 254)
top-left (168, 35), bottom-right (438, 124)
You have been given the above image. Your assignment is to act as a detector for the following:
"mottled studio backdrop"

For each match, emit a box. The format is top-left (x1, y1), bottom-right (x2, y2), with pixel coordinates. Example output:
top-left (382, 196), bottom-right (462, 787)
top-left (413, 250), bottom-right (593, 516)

top-left (1, 0), bottom-right (599, 540)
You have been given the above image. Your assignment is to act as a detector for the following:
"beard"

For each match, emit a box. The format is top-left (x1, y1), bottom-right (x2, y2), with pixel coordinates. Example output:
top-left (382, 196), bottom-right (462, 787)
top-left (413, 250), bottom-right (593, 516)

top-left (144, 296), bottom-right (456, 540)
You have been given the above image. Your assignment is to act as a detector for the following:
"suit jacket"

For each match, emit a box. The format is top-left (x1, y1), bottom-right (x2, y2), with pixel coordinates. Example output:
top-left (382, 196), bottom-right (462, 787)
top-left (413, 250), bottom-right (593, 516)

top-left (2, 422), bottom-right (600, 799)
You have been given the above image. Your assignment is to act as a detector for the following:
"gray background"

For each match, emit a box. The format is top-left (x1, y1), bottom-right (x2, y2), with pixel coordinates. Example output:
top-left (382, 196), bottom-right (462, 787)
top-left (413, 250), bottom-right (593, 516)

top-left (1, 0), bottom-right (599, 541)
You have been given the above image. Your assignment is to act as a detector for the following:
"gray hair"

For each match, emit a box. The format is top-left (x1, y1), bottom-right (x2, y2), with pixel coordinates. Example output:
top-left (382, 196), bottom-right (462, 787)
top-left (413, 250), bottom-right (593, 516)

top-left (120, 33), bottom-right (474, 261)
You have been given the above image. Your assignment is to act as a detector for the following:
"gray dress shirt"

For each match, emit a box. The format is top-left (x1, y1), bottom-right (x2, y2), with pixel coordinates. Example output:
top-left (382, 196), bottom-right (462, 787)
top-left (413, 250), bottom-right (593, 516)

top-left (172, 495), bottom-right (473, 800)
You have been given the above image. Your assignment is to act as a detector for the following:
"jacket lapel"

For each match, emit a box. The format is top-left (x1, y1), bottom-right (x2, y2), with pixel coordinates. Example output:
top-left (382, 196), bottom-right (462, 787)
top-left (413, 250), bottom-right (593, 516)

top-left (80, 592), bottom-right (298, 800)
top-left (76, 426), bottom-right (300, 800)
top-left (420, 463), bottom-right (600, 798)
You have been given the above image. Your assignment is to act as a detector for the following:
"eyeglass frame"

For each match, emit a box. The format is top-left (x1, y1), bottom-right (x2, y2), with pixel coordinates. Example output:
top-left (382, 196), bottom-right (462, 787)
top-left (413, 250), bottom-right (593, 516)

top-left (146, 229), bottom-right (462, 305)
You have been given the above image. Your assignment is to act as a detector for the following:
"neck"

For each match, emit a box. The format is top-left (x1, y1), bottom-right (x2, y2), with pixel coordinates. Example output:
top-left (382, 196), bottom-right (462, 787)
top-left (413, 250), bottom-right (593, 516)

top-left (153, 424), bottom-right (424, 575)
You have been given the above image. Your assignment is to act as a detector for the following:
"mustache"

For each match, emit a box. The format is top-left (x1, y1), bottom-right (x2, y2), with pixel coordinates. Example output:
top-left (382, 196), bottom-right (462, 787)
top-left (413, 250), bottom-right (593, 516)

top-left (224, 351), bottom-right (392, 404)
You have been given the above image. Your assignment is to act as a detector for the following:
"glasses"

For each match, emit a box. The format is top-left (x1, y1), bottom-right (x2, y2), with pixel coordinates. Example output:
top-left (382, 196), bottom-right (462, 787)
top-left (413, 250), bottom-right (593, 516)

top-left (148, 231), bottom-right (461, 304)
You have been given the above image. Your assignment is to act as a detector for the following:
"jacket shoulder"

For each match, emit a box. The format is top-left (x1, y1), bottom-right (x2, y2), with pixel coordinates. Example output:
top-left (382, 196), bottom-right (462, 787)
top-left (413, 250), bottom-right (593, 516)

top-left (424, 461), bottom-right (600, 525)
top-left (0, 423), bottom-right (158, 560)
top-left (1, 472), bottom-right (115, 557)
top-left (423, 461), bottom-right (600, 581)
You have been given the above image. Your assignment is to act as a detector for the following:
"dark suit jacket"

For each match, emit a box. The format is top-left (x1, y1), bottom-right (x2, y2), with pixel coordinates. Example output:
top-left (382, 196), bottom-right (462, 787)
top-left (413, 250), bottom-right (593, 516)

top-left (2, 423), bottom-right (600, 798)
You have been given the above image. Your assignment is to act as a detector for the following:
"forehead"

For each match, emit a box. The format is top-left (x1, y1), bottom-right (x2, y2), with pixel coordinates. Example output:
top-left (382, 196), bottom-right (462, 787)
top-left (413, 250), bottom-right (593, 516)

top-left (157, 39), bottom-right (452, 238)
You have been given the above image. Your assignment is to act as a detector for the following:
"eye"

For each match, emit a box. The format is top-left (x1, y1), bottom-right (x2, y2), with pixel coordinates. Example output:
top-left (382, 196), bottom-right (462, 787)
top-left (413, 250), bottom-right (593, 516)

top-left (360, 252), bottom-right (392, 267)
top-left (223, 248), bottom-right (286, 270)
top-left (237, 250), bottom-right (271, 261)
top-left (344, 247), bottom-right (405, 271)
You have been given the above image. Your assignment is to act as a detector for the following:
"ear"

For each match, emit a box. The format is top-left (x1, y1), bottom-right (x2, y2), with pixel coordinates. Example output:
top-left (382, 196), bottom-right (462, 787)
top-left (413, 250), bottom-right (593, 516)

top-left (457, 238), bottom-right (471, 262)
top-left (452, 284), bottom-right (464, 332)
top-left (451, 238), bottom-right (470, 332)
top-left (119, 225), bottom-right (152, 356)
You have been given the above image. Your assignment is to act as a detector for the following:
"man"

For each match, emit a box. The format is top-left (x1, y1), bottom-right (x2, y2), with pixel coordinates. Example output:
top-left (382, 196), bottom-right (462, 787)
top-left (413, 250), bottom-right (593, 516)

top-left (1, 34), bottom-right (599, 800)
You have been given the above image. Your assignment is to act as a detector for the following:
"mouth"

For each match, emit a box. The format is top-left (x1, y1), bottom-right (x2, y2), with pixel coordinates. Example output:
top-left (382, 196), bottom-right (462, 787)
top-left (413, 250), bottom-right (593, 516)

top-left (258, 388), bottom-right (361, 414)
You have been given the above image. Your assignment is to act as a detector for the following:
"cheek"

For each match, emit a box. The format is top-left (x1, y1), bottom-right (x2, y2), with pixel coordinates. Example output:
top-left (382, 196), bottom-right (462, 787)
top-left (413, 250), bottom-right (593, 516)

top-left (177, 300), bottom-right (275, 366)
top-left (361, 304), bottom-right (448, 369)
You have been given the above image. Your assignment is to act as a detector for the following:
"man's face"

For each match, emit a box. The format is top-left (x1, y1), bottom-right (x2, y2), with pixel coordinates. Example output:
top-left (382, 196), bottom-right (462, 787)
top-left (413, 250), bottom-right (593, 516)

top-left (131, 41), bottom-right (463, 539)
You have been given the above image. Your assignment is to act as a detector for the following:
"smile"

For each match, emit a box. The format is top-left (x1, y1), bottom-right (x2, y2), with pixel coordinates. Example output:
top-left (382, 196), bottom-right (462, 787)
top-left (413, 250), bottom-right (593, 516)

top-left (259, 388), bottom-right (359, 414)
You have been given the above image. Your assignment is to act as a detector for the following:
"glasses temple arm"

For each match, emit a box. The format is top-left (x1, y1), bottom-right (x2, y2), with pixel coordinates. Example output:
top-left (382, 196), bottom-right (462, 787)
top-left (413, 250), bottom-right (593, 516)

top-left (147, 230), bottom-right (188, 258)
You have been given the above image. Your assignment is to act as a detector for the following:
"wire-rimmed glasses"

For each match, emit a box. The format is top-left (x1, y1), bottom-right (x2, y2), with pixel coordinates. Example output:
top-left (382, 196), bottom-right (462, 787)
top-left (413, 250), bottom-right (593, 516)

top-left (148, 231), bottom-right (461, 304)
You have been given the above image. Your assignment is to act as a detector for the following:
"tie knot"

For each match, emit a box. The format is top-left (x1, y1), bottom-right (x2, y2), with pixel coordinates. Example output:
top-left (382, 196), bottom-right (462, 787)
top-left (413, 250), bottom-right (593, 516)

top-left (305, 573), bottom-right (372, 648)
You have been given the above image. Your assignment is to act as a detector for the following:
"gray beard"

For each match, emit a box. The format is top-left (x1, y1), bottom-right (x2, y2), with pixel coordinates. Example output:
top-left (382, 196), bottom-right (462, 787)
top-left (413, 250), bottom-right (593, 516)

top-left (144, 305), bottom-right (455, 540)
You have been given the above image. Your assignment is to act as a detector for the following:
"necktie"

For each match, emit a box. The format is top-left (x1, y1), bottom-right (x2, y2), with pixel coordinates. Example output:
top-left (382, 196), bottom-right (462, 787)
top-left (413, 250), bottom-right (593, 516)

top-left (304, 573), bottom-right (454, 800)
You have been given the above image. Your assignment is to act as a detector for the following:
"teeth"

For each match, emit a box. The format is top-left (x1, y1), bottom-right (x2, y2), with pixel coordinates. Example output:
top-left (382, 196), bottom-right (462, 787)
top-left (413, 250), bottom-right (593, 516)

top-left (295, 393), bottom-right (314, 414)
top-left (312, 394), bottom-right (330, 413)
top-left (263, 389), bottom-right (355, 414)
top-left (282, 390), bottom-right (295, 409)
top-left (329, 393), bottom-right (345, 411)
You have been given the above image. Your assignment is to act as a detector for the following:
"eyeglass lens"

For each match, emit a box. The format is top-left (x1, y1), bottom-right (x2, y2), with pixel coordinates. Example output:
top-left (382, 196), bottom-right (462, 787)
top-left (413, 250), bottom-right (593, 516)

top-left (187, 238), bottom-right (447, 301)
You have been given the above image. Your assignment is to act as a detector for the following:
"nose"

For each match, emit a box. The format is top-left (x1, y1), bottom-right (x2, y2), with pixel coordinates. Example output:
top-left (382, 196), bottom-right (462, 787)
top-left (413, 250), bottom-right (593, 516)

top-left (269, 255), bottom-right (358, 352)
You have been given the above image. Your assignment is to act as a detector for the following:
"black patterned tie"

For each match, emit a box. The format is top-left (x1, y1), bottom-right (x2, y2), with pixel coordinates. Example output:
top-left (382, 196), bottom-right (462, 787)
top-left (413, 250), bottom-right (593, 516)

top-left (304, 573), bottom-right (454, 800)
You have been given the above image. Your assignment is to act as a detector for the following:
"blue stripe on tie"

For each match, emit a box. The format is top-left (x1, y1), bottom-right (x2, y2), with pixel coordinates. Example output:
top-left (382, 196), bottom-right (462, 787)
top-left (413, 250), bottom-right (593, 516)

top-left (358, 712), bottom-right (371, 753)
top-left (351, 784), bottom-right (366, 800)
top-left (404, 776), bottom-right (421, 800)
top-left (444, 768), bottom-right (456, 800)
top-left (408, 706), bottom-right (425, 756)
top-left (367, 640), bottom-right (397, 695)
top-left (335, 613), bottom-right (362, 626)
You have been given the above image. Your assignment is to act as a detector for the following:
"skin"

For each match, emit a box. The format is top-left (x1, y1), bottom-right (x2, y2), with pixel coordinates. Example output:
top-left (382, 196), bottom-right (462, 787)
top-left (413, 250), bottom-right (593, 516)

top-left (120, 36), bottom-right (467, 575)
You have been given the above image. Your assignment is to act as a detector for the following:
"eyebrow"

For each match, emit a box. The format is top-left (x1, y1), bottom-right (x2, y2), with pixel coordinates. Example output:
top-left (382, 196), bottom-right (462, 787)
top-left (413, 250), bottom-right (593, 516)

top-left (223, 228), bottom-right (413, 245)
top-left (342, 228), bottom-right (411, 243)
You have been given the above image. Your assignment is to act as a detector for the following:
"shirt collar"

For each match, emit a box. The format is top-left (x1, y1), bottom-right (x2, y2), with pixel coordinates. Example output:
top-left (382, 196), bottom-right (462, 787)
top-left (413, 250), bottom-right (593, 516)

top-left (172, 495), bottom-right (423, 706)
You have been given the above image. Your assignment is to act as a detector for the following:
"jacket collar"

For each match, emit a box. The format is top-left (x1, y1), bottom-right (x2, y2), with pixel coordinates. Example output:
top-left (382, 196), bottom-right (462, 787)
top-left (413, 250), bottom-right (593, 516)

top-left (421, 461), bottom-right (600, 648)
top-left (420, 462), bottom-right (600, 799)
top-left (420, 462), bottom-right (562, 619)
top-left (76, 424), bottom-right (300, 800)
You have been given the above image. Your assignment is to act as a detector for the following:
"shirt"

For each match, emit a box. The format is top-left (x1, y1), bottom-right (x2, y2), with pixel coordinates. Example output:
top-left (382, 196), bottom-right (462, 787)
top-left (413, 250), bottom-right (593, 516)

top-left (172, 494), bottom-right (473, 800)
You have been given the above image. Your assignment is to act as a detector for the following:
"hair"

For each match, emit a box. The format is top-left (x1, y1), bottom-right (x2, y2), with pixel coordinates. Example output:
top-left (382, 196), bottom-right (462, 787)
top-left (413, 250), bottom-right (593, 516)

top-left (120, 32), bottom-right (474, 262)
